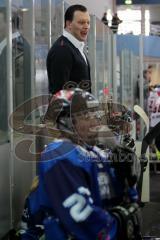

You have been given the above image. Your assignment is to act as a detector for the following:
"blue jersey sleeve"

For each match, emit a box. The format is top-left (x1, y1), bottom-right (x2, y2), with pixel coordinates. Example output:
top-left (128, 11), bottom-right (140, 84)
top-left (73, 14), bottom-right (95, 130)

top-left (19, 197), bottom-right (44, 240)
top-left (43, 159), bottom-right (118, 240)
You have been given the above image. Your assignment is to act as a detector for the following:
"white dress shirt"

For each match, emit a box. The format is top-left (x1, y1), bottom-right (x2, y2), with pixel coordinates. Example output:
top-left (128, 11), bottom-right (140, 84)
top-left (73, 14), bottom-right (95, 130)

top-left (63, 29), bottom-right (87, 64)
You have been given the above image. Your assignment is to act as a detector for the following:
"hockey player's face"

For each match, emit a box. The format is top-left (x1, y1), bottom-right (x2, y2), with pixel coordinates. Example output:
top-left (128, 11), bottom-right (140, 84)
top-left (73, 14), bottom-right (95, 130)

top-left (67, 11), bottom-right (90, 42)
top-left (73, 110), bottom-right (102, 145)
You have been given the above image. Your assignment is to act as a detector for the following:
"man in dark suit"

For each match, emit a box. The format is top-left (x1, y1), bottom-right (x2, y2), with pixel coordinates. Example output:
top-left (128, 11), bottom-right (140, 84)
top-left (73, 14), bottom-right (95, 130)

top-left (47, 4), bottom-right (91, 94)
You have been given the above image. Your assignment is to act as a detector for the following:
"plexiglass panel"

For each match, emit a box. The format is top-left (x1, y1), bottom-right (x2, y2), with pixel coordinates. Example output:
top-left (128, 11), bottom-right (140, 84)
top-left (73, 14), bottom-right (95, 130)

top-left (0, 144), bottom-right (10, 237)
top-left (117, 35), bottom-right (140, 108)
top-left (119, 48), bottom-right (139, 108)
top-left (12, 2), bottom-right (32, 108)
top-left (0, 2), bottom-right (8, 144)
top-left (87, 15), bottom-right (112, 99)
top-left (87, 15), bottom-right (96, 96)
top-left (0, 1), bottom-right (10, 236)
top-left (11, 0), bottom-right (35, 227)
top-left (96, 19), bottom-right (104, 98)
top-left (51, 0), bottom-right (64, 44)
top-left (35, 0), bottom-right (49, 95)
top-left (104, 25), bottom-right (113, 96)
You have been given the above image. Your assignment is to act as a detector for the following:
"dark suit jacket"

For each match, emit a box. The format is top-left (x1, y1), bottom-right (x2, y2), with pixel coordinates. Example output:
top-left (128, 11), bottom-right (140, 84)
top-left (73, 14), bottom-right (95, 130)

top-left (47, 35), bottom-right (91, 94)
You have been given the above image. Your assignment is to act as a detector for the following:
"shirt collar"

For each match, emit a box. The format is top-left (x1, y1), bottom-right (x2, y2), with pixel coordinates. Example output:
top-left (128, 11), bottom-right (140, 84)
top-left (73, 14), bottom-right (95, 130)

top-left (63, 29), bottom-right (85, 51)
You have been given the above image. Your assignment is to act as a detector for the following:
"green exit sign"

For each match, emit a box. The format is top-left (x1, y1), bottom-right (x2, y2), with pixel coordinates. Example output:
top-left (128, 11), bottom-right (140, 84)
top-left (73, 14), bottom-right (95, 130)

top-left (125, 0), bottom-right (132, 4)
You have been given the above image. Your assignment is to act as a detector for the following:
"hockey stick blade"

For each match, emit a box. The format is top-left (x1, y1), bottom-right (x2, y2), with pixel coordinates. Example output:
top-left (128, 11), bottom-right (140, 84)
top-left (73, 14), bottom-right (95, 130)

top-left (134, 105), bottom-right (149, 133)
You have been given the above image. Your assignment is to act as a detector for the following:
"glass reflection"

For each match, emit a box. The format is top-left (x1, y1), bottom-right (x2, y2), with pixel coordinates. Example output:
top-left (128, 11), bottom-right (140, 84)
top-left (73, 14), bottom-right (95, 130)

top-left (117, 37), bottom-right (140, 109)
top-left (51, 0), bottom-right (64, 44)
top-left (96, 19), bottom-right (104, 98)
top-left (0, 5), bottom-right (8, 144)
top-left (87, 16), bottom-right (111, 99)
top-left (12, 4), bottom-right (31, 109)
top-left (35, 0), bottom-right (49, 96)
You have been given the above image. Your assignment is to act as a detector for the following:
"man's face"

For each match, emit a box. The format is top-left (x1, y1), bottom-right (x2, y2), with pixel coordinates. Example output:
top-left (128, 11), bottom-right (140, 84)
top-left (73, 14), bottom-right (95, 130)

top-left (146, 67), bottom-right (153, 82)
top-left (0, 12), bottom-right (6, 40)
top-left (66, 10), bottom-right (90, 42)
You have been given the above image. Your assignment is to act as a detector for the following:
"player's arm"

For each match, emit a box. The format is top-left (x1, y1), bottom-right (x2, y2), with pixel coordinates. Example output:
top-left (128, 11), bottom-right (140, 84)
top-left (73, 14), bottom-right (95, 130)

top-left (140, 122), bottom-right (160, 172)
top-left (17, 197), bottom-right (44, 240)
top-left (141, 121), bottom-right (160, 155)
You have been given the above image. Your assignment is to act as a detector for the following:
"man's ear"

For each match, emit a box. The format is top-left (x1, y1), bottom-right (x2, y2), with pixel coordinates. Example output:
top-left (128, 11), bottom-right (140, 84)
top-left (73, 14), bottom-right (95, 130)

top-left (65, 20), bottom-right (72, 30)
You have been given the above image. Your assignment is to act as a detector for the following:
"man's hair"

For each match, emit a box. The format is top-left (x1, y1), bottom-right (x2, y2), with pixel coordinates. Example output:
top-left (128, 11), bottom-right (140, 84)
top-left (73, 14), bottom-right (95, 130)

top-left (64, 4), bottom-right (87, 28)
top-left (148, 64), bottom-right (155, 70)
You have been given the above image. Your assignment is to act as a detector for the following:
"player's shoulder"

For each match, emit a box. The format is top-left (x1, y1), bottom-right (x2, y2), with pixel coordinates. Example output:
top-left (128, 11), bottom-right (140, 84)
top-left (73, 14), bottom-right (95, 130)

top-left (38, 139), bottom-right (75, 173)
top-left (41, 139), bottom-right (76, 160)
top-left (40, 139), bottom-right (92, 173)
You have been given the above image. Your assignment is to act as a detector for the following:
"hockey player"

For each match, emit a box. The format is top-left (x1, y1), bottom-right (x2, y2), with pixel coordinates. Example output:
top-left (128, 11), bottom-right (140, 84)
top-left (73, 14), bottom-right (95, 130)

top-left (147, 70), bottom-right (160, 161)
top-left (18, 89), bottom-right (142, 240)
top-left (141, 121), bottom-right (160, 163)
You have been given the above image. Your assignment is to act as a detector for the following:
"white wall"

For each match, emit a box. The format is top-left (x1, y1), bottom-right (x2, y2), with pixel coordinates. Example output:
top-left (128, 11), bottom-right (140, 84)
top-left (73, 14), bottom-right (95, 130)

top-left (65, 0), bottom-right (114, 19)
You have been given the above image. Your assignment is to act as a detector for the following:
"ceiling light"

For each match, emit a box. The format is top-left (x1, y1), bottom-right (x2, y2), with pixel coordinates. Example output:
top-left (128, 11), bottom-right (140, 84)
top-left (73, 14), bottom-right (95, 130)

top-left (125, 0), bottom-right (132, 4)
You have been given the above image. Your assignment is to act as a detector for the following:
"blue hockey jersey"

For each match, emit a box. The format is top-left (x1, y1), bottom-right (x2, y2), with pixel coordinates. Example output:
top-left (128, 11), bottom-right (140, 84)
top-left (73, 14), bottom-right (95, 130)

top-left (20, 139), bottom-right (137, 240)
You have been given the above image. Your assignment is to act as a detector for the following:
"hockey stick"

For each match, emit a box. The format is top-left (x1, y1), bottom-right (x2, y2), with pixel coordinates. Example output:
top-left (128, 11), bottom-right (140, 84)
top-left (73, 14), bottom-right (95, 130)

top-left (133, 105), bottom-right (149, 134)
top-left (133, 105), bottom-right (149, 201)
